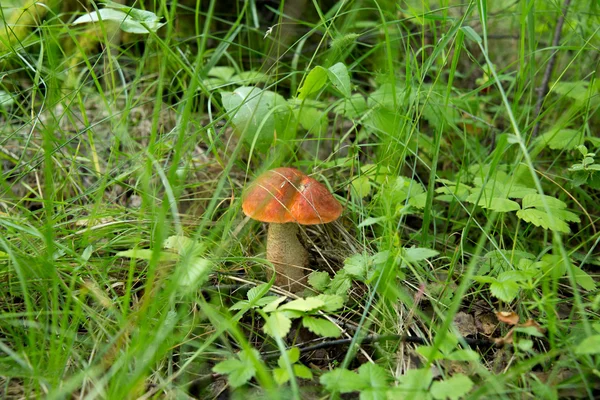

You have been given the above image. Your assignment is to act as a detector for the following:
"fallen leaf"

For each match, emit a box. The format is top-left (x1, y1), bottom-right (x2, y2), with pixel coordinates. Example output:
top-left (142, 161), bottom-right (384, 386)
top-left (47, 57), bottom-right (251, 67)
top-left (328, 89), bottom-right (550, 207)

top-left (453, 312), bottom-right (477, 337)
top-left (496, 311), bottom-right (519, 325)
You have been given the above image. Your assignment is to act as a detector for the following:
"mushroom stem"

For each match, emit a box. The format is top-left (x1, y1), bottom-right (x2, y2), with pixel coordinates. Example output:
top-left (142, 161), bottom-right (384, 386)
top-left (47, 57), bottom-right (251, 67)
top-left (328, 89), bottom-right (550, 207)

top-left (266, 223), bottom-right (308, 292)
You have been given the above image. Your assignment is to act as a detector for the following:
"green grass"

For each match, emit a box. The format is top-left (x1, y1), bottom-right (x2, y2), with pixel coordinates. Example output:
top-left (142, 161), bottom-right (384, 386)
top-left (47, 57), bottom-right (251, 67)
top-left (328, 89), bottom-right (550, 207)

top-left (1, 0), bottom-right (599, 398)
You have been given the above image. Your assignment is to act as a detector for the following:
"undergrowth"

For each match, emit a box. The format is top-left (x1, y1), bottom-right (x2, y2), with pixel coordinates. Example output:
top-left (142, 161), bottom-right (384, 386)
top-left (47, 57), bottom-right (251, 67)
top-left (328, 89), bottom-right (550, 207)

top-left (1, 0), bottom-right (599, 398)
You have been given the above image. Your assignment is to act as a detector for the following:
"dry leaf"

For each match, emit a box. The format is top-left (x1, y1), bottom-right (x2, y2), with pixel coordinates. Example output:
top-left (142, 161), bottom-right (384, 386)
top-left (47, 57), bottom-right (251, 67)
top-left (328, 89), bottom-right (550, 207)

top-left (496, 311), bottom-right (519, 325)
top-left (453, 312), bottom-right (477, 337)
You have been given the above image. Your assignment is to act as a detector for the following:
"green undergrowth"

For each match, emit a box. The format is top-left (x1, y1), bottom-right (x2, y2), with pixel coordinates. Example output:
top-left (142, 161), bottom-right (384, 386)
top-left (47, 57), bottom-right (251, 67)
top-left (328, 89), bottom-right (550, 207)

top-left (1, 0), bottom-right (599, 398)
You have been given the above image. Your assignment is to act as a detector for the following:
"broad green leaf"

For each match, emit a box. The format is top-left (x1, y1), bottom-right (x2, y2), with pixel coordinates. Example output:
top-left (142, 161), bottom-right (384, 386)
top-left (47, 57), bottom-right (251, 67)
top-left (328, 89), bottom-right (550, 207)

top-left (177, 256), bottom-right (212, 290)
top-left (326, 271), bottom-right (353, 296)
top-left (278, 297), bottom-right (325, 312)
top-left (263, 296), bottom-right (287, 312)
top-left (489, 280), bottom-right (520, 302)
top-left (516, 209), bottom-right (571, 233)
top-left (293, 364), bottom-right (313, 380)
top-left (395, 368), bottom-right (433, 396)
top-left (272, 368), bottom-right (289, 385)
top-left (344, 253), bottom-right (370, 279)
top-left (247, 284), bottom-right (269, 301)
top-left (207, 66), bottom-right (235, 81)
top-left (327, 63), bottom-right (352, 97)
top-left (403, 247), bottom-right (439, 263)
top-left (230, 71), bottom-right (268, 85)
top-left (298, 66), bottom-right (328, 99)
top-left (552, 80), bottom-right (592, 102)
top-left (221, 87), bottom-right (292, 151)
top-left (351, 175), bottom-right (371, 198)
top-left (572, 265), bottom-right (596, 290)
top-left (358, 363), bottom-right (390, 388)
top-left (320, 369), bottom-right (364, 393)
top-left (212, 350), bottom-right (259, 388)
top-left (302, 316), bottom-right (341, 338)
top-left (431, 374), bottom-right (474, 400)
top-left (296, 106), bottom-right (326, 134)
top-left (446, 349), bottom-right (480, 361)
top-left (164, 235), bottom-right (203, 257)
top-left (539, 129), bottom-right (584, 150)
top-left (73, 7), bottom-right (165, 33)
top-left (308, 271), bottom-right (330, 291)
top-left (264, 312), bottom-right (292, 338)
top-left (115, 249), bottom-right (178, 261)
top-left (277, 347), bottom-right (300, 368)
top-left (313, 294), bottom-right (345, 312)
top-left (333, 93), bottom-right (368, 118)
top-left (575, 335), bottom-right (600, 354)
top-left (357, 216), bottom-right (387, 228)
top-left (416, 345), bottom-right (445, 361)
top-left (475, 197), bottom-right (521, 212)
top-left (409, 192), bottom-right (428, 209)
top-left (521, 194), bottom-right (567, 210)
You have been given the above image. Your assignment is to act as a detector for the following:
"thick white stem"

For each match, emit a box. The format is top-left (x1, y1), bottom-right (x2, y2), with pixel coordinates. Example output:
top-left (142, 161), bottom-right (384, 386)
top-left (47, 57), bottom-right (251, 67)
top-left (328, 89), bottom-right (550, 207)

top-left (266, 223), bottom-right (308, 292)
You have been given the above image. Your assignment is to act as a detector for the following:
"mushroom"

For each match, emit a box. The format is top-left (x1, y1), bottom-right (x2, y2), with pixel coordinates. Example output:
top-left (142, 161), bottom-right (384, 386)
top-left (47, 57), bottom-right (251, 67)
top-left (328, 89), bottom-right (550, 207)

top-left (242, 167), bottom-right (343, 292)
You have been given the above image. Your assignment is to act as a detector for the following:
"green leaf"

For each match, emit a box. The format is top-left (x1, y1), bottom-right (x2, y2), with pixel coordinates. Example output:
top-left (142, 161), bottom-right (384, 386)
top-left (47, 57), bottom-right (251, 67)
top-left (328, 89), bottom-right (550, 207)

top-left (313, 294), bottom-right (345, 312)
top-left (278, 297), bottom-right (325, 312)
top-left (351, 175), bottom-right (371, 198)
top-left (212, 349), bottom-right (259, 388)
top-left (302, 316), bottom-right (341, 338)
top-left (164, 235), bottom-right (203, 257)
top-left (298, 66), bottom-right (328, 99)
top-left (272, 368), bottom-right (289, 385)
top-left (476, 197), bottom-right (521, 212)
top-left (207, 66), bottom-right (235, 81)
top-left (358, 363), bottom-right (390, 388)
top-left (221, 87), bottom-right (292, 151)
top-left (416, 345), bottom-right (445, 361)
top-left (522, 194), bottom-right (567, 210)
top-left (115, 249), bottom-right (179, 262)
top-left (277, 347), bottom-right (300, 368)
top-left (516, 209), bottom-right (571, 233)
top-left (446, 349), bottom-right (480, 361)
top-left (264, 312), bottom-right (292, 338)
top-left (293, 364), bottom-right (313, 380)
top-left (177, 256), bottom-right (212, 290)
top-left (344, 253), bottom-right (370, 279)
top-left (73, 7), bottom-right (165, 34)
top-left (395, 368), bottom-right (433, 396)
top-left (296, 106), bottom-right (327, 134)
top-left (489, 279), bottom-right (520, 303)
top-left (403, 247), bottom-right (439, 263)
top-left (327, 63), bottom-right (352, 97)
top-left (409, 192), bottom-right (429, 209)
top-left (247, 284), bottom-right (268, 301)
top-left (431, 374), bottom-right (474, 400)
top-left (358, 363), bottom-right (390, 400)
top-left (320, 369), bottom-right (364, 393)
top-left (308, 271), bottom-right (330, 291)
top-left (326, 271), bottom-right (353, 296)
top-left (572, 265), bottom-right (596, 290)
top-left (575, 335), bottom-right (600, 354)
top-left (357, 216), bottom-right (387, 228)
top-left (460, 26), bottom-right (482, 43)
top-left (539, 129), bottom-right (584, 150)
top-left (263, 296), bottom-right (287, 312)
top-left (333, 93), bottom-right (368, 118)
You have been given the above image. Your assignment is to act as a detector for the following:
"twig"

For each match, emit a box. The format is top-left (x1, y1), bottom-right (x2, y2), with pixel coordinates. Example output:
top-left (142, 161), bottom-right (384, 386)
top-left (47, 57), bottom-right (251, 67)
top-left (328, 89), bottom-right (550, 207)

top-left (261, 334), bottom-right (499, 360)
top-left (531, 0), bottom-right (572, 138)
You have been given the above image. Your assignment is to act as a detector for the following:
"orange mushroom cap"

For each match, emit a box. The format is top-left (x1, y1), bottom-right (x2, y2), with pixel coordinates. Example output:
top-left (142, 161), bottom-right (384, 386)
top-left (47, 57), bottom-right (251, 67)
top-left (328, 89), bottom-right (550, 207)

top-left (242, 167), bottom-right (343, 225)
